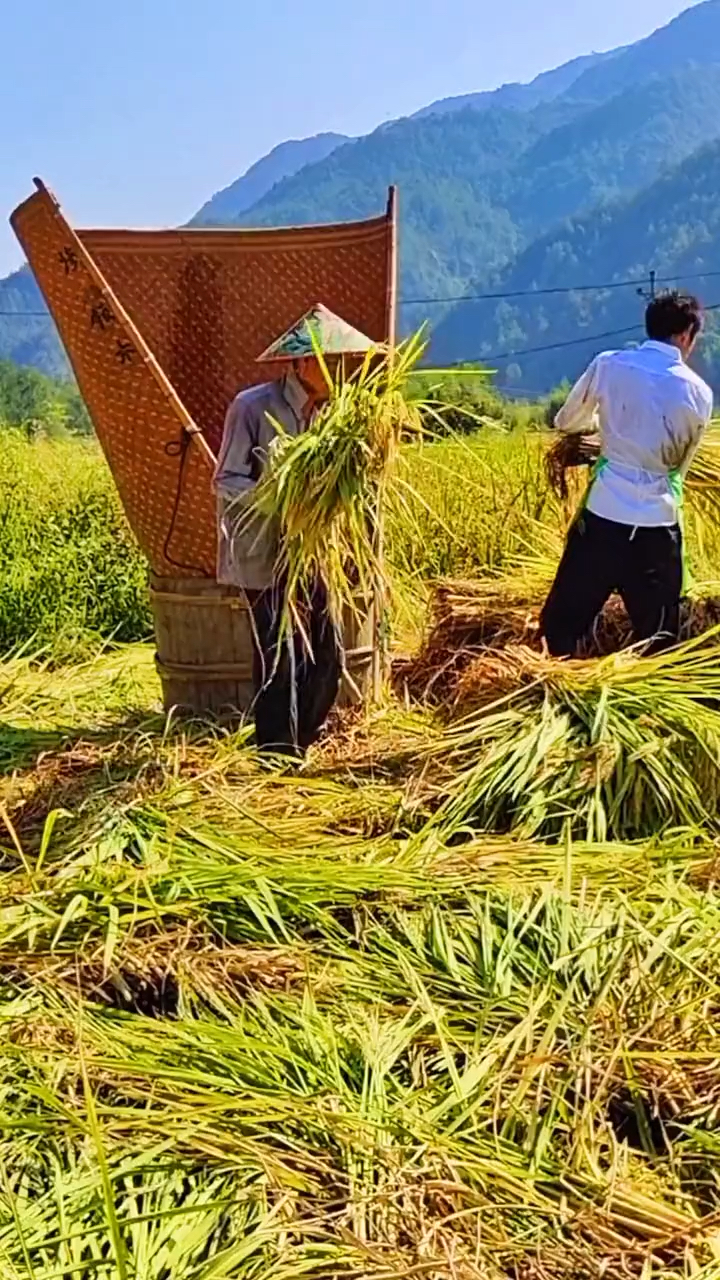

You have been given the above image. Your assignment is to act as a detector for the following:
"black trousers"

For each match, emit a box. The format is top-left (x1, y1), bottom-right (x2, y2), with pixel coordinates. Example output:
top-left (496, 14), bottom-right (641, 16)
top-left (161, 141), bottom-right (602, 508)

top-left (540, 510), bottom-right (683, 658)
top-left (251, 578), bottom-right (342, 755)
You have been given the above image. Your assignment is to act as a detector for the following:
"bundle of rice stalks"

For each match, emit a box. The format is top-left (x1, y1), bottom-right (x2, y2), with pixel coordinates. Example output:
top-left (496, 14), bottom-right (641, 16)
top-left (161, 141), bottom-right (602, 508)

top-left (424, 630), bottom-right (720, 841)
top-left (401, 574), bottom-right (720, 706)
top-left (246, 330), bottom-right (435, 665)
top-left (545, 430), bottom-right (601, 499)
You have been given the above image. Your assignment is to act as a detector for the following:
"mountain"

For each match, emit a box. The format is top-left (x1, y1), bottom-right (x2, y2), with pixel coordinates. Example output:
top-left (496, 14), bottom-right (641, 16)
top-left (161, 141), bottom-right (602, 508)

top-left (414, 50), bottom-right (620, 118)
top-left (5, 0), bottom-right (720, 383)
top-left (0, 267), bottom-right (68, 378)
top-left (505, 65), bottom-right (720, 231)
top-left (430, 138), bottom-right (720, 390)
top-left (191, 132), bottom-right (350, 225)
top-left (230, 107), bottom-right (546, 304)
top-left (565, 0), bottom-right (720, 102)
top-left (228, 59), bottom-right (720, 308)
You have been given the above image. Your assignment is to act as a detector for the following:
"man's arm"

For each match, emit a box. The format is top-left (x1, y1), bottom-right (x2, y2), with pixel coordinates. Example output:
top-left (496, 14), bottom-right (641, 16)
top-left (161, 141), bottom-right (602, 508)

top-left (214, 397), bottom-right (258, 496)
top-left (678, 386), bottom-right (715, 478)
top-left (554, 358), bottom-right (601, 436)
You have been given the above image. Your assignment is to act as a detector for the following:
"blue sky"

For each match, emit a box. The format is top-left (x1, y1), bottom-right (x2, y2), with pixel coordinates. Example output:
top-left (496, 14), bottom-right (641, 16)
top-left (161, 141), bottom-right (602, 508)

top-left (0, 0), bottom-right (703, 275)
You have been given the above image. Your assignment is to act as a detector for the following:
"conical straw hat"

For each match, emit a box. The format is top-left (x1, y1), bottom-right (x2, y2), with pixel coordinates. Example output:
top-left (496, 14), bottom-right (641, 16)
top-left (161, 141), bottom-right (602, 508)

top-left (257, 303), bottom-right (375, 362)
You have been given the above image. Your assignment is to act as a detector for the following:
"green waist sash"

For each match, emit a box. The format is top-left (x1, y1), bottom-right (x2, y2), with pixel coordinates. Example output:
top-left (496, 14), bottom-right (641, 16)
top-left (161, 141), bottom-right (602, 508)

top-left (578, 456), bottom-right (689, 594)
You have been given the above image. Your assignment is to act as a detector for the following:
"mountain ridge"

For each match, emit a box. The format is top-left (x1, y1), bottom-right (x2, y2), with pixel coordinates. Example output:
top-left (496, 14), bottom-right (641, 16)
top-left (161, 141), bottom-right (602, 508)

top-left (191, 132), bottom-right (351, 226)
top-left (4, 1), bottom-right (720, 385)
top-left (413, 49), bottom-right (621, 119)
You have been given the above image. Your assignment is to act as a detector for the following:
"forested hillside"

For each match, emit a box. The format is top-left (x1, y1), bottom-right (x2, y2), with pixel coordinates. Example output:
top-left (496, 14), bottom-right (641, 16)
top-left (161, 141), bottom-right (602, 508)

top-left (0, 267), bottom-right (67, 377)
top-left (431, 138), bottom-right (720, 389)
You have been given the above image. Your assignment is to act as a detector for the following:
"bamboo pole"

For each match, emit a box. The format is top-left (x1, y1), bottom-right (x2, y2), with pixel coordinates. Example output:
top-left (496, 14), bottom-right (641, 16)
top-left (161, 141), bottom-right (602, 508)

top-left (29, 178), bottom-right (217, 472)
top-left (371, 186), bottom-right (399, 702)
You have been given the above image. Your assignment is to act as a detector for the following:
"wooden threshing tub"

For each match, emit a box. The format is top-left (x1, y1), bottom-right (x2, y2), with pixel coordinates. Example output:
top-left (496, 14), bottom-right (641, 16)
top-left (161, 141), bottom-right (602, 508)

top-left (11, 179), bottom-right (397, 716)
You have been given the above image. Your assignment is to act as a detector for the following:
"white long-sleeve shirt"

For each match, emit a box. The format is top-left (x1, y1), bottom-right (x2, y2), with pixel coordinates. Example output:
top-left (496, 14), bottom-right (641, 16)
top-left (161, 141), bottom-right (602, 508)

top-left (555, 340), bottom-right (714, 527)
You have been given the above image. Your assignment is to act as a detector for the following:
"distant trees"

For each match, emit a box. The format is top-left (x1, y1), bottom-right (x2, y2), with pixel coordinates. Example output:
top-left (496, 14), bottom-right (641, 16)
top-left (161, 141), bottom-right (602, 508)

top-left (0, 360), bottom-right (90, 434)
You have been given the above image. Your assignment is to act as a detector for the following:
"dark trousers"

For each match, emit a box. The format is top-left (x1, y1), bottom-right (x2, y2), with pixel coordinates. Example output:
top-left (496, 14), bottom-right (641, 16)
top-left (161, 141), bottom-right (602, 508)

top-left (540, 510), bottom-right (683, 658)
top-left (251, 578), bottom-right (342, 755)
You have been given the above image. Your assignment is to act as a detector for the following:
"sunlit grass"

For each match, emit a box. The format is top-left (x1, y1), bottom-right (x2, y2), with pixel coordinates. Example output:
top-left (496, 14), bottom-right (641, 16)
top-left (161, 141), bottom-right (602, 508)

top-left (2, 418), bottom-right (720, 1274)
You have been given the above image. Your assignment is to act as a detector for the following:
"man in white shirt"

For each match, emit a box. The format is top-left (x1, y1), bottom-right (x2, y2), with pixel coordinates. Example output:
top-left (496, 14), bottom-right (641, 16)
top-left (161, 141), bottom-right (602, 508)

top-left (541, 292), bottom-right (714, 657)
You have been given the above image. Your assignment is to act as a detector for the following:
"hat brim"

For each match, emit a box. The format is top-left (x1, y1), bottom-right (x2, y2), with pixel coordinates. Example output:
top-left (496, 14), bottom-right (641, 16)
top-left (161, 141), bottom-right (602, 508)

top-left (256, 304), bottom-right (375, 363)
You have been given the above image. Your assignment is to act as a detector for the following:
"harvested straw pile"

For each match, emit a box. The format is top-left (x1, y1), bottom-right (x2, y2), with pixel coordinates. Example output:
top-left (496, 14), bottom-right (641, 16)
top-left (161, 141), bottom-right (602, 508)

top-left (400, 575), bottom-right (720, 706)
top-left (4, 647), bottom-right (720, 1275)
top-left (424, 630), bottom-right (720, 841)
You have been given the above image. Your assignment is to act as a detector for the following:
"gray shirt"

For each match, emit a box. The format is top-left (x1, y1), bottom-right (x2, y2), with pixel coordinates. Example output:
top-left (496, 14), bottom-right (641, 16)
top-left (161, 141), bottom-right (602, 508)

top-left (214, 373), bottom-right (309, 589)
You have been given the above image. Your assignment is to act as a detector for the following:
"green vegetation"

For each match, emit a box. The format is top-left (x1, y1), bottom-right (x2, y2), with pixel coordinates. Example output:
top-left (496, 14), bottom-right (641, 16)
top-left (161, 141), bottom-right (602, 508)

top-left (0, 429), bottom-right (149, 654)
top-left (4, 420), bottom-right (720, 1272)
top-left (0, 359), bottom-right (89, 433)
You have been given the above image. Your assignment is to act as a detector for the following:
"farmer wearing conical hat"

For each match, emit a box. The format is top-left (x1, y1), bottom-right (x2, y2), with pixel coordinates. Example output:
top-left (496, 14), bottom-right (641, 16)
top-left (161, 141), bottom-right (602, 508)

top-left (214, 305), bottom-right (374, 756)
top-left (541, 292), bottom-right (713, 658)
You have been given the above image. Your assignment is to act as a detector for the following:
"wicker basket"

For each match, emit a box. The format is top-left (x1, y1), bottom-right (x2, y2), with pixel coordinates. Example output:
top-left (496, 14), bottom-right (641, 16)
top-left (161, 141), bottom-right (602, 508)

top-left (12, 178), bottom-right (398, 717)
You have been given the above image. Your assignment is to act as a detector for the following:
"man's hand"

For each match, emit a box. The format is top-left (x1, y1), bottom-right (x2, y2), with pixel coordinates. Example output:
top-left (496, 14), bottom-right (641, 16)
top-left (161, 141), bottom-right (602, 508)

top-left (546, 432), bottom-right (601, 499)
top-left (574, 433), bottom-right (601, 465)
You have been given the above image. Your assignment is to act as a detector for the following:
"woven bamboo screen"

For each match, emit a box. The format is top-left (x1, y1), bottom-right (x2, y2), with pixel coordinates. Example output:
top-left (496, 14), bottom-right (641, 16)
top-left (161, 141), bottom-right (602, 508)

top-left (11, 180), bottom-right (397, 578)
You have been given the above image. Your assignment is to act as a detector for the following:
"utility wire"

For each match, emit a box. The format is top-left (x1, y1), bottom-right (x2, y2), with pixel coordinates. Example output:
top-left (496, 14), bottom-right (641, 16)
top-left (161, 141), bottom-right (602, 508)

top-left (458, 322), bottom-right (645, 365)
top-left (448, 299), bottom-right (720, 367)
top-left (1, 267), bottom-right (720, 316)
top-left (401, 278), bottom-right (647, 306)
top-left (401, 267), bottom-right (720, 307)
top-left (2, 274), bottom-right (720, 374)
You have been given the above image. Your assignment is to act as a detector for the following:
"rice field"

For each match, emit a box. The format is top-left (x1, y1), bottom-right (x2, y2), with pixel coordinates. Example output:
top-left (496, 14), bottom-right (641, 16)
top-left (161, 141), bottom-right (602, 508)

top-left (4, 424), bottom-right (720, 1277)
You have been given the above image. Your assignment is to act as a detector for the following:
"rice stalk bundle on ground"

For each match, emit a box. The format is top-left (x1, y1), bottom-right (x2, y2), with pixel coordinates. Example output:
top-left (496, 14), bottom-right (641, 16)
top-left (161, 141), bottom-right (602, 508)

top-left (424, 630), bottom-right (720, 841)
top-left (400, 573), bottom-right (720, 706)
top-left (4, 801), bottom-right (720, 1275)
top-left (2, 650), bottom-right (720, 1274)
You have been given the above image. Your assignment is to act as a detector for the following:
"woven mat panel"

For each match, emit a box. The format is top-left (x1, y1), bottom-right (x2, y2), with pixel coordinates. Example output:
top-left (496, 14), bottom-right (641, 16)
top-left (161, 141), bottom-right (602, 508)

top-left (12, 187), bottom-right (216, 577)
top-left (80, 218), bottom-right (393, 453)
top-left (12, 184), bottom-right (394, 581)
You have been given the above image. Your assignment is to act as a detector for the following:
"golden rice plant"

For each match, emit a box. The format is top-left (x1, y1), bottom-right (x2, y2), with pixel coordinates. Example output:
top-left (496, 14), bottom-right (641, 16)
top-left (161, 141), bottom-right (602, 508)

top-left (244, 330), bottom-right (443, 659)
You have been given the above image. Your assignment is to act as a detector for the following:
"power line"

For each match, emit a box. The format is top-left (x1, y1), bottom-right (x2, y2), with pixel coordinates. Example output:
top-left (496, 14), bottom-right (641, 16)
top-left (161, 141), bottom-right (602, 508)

top-left (400, 268), bottom-right (720, 308)
top-left (447, 299), bottom-right (720, 368)
top-left (2, 274), bottom-right (720, 376)
top-left (449, 323), bottom-right (644, 366)
top-left (1, 267), bottom-right (720, 318)
top-left (401, 277), bottom-right (647, 306)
